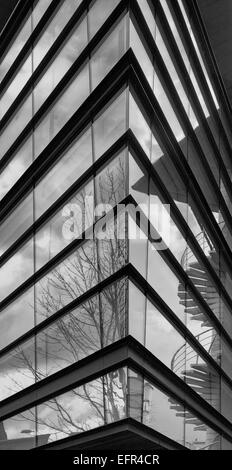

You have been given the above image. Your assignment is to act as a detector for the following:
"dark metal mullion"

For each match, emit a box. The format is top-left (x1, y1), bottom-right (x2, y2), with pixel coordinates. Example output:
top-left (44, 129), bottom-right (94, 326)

top-left (0, 337), bottom-right (232, 442)
top-left (0, 0), bottom-right (37, 61)
top-left (128, 77), bottom-right (232, 352)
top-left (168, 0), bottom-right (232, 166)
top-left (0, 134), bottom-right (128, 268)
top-left (0, 193), bottom-right (133, 314)
top-left (128, 51), bottom-right (232, 289)
top-left (127, 191), bottom-right (232, 362)
top-left (0, 266), bottom-right (130, 361)
top-left (131, 1), bottom-right (232, 249)
top-left (154, 0), bottom-right (232, 209)
top-left (128, 131), bottom-right (232, 349)
top-left (184, 0), bottom-right (232, 136)
top-left (0, 0), bottom-right (64, 101)
top-left (0, 0), bottom-right (127, 171)
top-left (0, 0), bottom-right (88, 129)
top-left (128, 268), bottom-right (232, 423)
top-left (0, 51), bottom-right (131, 220)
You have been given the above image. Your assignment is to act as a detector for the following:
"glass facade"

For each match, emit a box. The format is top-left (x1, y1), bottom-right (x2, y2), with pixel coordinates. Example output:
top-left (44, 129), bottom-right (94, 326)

top-left (0, 0), bottom-right (232, 451)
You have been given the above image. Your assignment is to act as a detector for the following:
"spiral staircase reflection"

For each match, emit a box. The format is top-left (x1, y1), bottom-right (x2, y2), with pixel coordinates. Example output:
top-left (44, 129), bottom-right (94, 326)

top-left (170, 230), bottom-right (221, 449)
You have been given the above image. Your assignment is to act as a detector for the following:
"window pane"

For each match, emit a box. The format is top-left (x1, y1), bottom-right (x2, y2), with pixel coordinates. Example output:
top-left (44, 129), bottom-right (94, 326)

top-left (93, 90), bottom-right (127, 160)
top-left (91, 17), bottom-right (127, 90)
top-left (104, 368), bottom-right (127, 423)
top-left (34, 64), bottom-right (90, 158)
top-left (101, 278), bottom-right (128, 347)
top-left (36, 294), bottom-right (101, 379)
top-left (0, 239), bottom-right (34, 301)
top-left (35, 180), bottom-right (94, 270)
top-left (0, 337), bottom-right (35, 401)
top-left (0, 287), bottom-right (34, 350)
top-left (129, 282), bottom-right (146, 344)
top-left (35, 127), bottom-right (92, 219)
top-left (0, 138), bottom-right (33, 200)
top-left (0, 193), bottom-right (33, 256)
top-left (37, 377), bottom-right (104, 444)
top-left (35, 240), bottom-right (98, 324)
top-left (88, 0), bottom-right (120, 39)
top-left (34, 15), bottom-right (88, 113)
top-left (0, 408), bottom-right (36, 450)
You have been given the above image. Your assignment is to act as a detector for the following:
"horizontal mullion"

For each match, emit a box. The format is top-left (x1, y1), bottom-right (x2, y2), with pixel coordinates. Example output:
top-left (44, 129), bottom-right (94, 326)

top-left (129, 131), bottom-right (232, 349)
top-left (0, 0), bottom-right (87, 125)
top-left (0, 265), bottom-right (129, 360)
top-left (129, 64), bottom-right (232, 343)
top-left (168, 0), bottom-right (232, 163)
top-left (128, 264), bottom-right (232, 410)
top-left (0, 337), bottom-right (131, 421)
top-left (155, 0), bottom-right (232, 207)
top-left (0, 133), bottom-right (128, 267)
top-left (0, 336), bottom-right (232, 443)
top-left (131, 1), bottom-right (232, 249)
top-left (129, 48), bottom-right (232, 288)
top-left (0, 0), bottom-right (64, 100)
top-left (185, 0), bottom-right (232, 134)
top-left (0, 0), bottom-right (36, 61)
top-left (0, 0), bottom-right (127, 143)
top-left (0, 191), bottom-right (131, 313)
top-left (0, 49), bottom-right (132, 220)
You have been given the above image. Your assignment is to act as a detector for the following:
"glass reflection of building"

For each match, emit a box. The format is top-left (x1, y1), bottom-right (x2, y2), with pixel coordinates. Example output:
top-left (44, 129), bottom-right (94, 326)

top-left (0, 0), bottom-right (232, 450)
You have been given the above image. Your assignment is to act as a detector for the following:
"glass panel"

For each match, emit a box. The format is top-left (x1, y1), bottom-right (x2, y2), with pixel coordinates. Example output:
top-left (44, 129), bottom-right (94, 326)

top-left (91, 17), bottom-right (127, 90)
top-left (0, 239), bottom-right (34, 301)
top-left (34, 16), bottom-right (88, 113)
top-left (35, 240), bottom-right (98, 324)
top-left (185, 416), bottom-right (221, 450)
top-left (0, 95), bottom-right (33, 160)
top-left (128, 369), bottom-right (143, 422)
top-left (128, 281), bottom-right (146, 344)
top-left (129, 215), bottom-right (148, 280)
top-left (221, 339), bottom-right (232, 381)
top-left (177, 0), bottom-right (219, 109)
top-left (0, 337), bottom-right (35, 401)
top-left (137, 0), bottom-right (156, 36)
top-left (0, 55), bottom-right (32, 119)
top-left (147, 239), bottom-right (186, 325)
top-left (32, 0), bottom-right (82, 70)
top-left (0, 16), bottom-right (32, 84)
top-left (0, 193), bottom-right (33, 256)
top-left (35, 179), bottom-right (94, 270)
top-left (129, 94), bottom-right (152, 158)
top-left (95, 150), bottom-right (127, 208)
top-left (221, 379), bottom-right (232, 424)
top-left (0, 408), bottom-right (36, 450)
top-left (0, 0), bottom-right (53, 84)
top-left (130, 20), bottom-right (154, 88)
top-left (34, 64), bottom-right (90, 158)
top-left (156, 23), bottom-right (198, 129)
top-left (0, 138), bottom-right (33, 200)
top-left (97, 211), bottom-right (128, 281)
top-left (36, 294), bottom-right (101, 379)
top-left (101, 278), bottom-right (128, 347)
top-left (104, 368), bottom-right (127, 423)
top-left (142, 380), bottom-right (185, 446)
top-left (145, 299), bottom-right (184, 373)
top-left (88, 0), bottom-right (120, 40)
top-left (222, 438), bottom-right (232, 450)
top-left (37, 377), bottom-right (104, 444)
top-left (35, 127), bottom-right (92, 219)
top-left (0, 287), bottom-right (34, 350)
top-left (160, 0), bottom-right (209, 118)
top-left (93, 89), bottom-right (127, 160)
